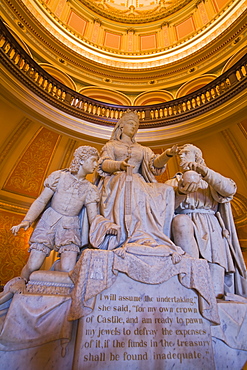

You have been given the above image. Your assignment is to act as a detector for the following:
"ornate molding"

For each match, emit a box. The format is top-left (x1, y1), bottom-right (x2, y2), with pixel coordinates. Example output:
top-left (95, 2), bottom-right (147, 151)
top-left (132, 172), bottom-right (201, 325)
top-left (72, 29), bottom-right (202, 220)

top-left (76, 0), bottom-right (192, 24)
top-left (0, 17), bottom-right (246, 130)
top-left (231, 193), bottom-right (247, 225)
top-left (2, 127), bottom-right (60, 198)
top-left (0, 199), bottom-right (30, 214)
top-left (2, 0), bottom-right (246, 72)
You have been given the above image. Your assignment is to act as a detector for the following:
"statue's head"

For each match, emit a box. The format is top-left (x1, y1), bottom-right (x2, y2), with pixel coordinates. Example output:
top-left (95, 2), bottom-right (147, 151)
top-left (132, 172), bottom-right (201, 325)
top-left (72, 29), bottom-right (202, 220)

top-left (69, 146), bottom-right (99, 174)
top-left (110, 110), bottom-right (139, 142)
top-left (178, 144), bottom-right (206, 167)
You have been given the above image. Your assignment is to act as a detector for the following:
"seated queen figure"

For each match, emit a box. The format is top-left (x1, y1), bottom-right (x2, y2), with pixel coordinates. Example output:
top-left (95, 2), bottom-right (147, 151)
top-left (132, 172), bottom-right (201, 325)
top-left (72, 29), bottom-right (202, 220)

top-left (94, 110), bottom-right (184, 260)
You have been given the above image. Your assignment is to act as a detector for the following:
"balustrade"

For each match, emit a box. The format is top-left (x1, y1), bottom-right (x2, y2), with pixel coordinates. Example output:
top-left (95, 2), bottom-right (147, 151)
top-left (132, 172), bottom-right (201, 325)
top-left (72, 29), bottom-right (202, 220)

top-left (0, 18), bottom-right (246, 127)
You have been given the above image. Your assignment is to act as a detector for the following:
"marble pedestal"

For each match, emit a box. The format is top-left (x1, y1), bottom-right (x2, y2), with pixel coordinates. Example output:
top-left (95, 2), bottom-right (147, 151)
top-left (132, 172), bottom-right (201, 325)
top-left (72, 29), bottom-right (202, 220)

top-left (71, 270), bottom-right (247, 370)
top-left (0, 329), bottom-right (77, 370)
top-left (0, 272), bottom-right (76, 370)
top-left (0, 251), bottom-right (247, 370)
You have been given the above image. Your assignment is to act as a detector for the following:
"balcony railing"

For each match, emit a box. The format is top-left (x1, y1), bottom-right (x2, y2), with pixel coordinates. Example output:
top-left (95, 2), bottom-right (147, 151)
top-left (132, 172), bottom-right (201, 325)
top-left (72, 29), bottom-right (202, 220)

top-left (0, 17), bottom-right (246, 128)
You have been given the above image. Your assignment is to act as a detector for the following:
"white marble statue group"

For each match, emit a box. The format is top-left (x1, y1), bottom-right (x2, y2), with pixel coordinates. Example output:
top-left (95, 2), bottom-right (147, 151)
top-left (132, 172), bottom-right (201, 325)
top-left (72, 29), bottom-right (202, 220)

top-left (3, 111), bottom-right (247, 301)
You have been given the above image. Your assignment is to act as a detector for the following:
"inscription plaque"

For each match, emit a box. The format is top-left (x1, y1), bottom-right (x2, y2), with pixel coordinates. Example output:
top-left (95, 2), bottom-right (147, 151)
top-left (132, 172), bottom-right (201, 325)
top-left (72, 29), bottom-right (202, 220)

top-left (73, 273), bottom-right (215, 370)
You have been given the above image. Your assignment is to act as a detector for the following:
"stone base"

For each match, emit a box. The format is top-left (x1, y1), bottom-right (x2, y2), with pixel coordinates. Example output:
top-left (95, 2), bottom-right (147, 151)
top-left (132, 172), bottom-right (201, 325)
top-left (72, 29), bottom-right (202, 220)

top-left (0, 291), bottom-right (76, 370)
top-left (0, 271), bottom-right (246, 370)
top-left (0, 329), bottom-right (77, 370)
top-left (212, 337), bottom-right (247, 370)
top-left (26, 270), bottom-right (74, 295)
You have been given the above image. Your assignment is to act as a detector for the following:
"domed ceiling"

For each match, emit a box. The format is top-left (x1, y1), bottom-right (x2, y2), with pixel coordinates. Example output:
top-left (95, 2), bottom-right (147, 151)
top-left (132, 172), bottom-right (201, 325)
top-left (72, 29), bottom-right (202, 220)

top-left (32, 0), bottom-right (245, 67)
top-left (0, 0), bottom-right (245, 109)
top-left (4, 0), bottom-right (245, 96)
top-left (78, 0), bottom-right (191, 23)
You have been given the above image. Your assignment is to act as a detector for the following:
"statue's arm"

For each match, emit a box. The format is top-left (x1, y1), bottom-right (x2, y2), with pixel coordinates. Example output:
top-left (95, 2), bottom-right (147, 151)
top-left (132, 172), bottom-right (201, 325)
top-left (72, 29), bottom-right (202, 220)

top-left (86, 202), bottom-right (98, 225)
top-left (101, 159), bottom-right (121, 173)
top-left (98, 142), bottom-right (121, 174)
top-left (203, 168), bottom-right (236, 197)
top-left (101, 158), bottom-right (133, 173)
top-left (86, 202), bottom-right (119, 237)
top-left (184, 161), bottom-right (236, 197)
top-left (153, 145), bottom-right (178, 168)
top-left (99, 143), bottom-right (132, 174)
top-left (11, 187), bottom-right (54, 235)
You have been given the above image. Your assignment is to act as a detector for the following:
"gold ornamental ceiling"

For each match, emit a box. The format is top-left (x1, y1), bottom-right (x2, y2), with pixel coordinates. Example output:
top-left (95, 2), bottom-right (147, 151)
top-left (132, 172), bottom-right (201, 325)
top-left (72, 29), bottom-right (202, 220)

top-left (9, 0), bottom-right (245, 68)
top-left (77, 0), bottom-right (192, 23)
top-left (1, 0), bottom-right (246, 93)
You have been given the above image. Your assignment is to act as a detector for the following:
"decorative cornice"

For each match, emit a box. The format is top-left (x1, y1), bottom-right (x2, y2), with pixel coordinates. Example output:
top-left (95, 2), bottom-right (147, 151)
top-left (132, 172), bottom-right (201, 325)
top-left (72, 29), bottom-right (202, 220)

top-left (1, 1), bottom-right (246, 96)
top-left (93, 18), bottom-right (102, 25)
top-left (1, 18), bottom-right (246, 132)
top-left (76, 0), bottom-right (192, 24)
top-left (0, 198), bottom-right (31, 214)
top-left (3, 0), bottom-right (246, 72)
top-left (161, 22), bottom-right (169, 28)
top-left (127, 28), bottom-right (135, 34)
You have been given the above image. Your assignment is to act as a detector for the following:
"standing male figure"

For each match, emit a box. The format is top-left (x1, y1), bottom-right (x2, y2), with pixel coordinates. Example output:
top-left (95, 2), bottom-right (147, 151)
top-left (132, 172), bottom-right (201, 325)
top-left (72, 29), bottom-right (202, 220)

top-left (10, 145), bottom-right (118, 282)
top-left (166, 144), bottom-right (247, 298)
